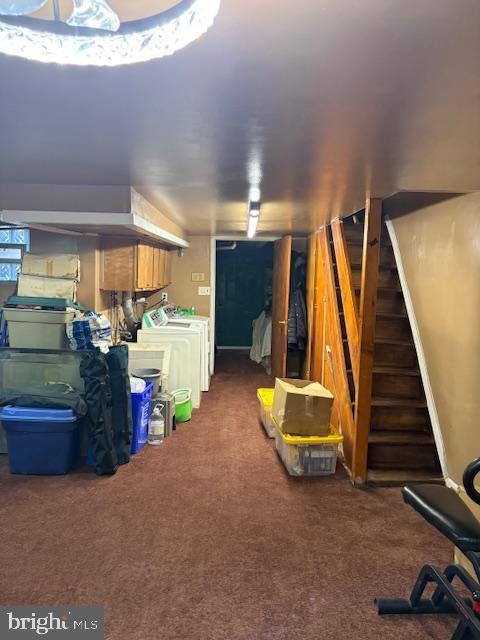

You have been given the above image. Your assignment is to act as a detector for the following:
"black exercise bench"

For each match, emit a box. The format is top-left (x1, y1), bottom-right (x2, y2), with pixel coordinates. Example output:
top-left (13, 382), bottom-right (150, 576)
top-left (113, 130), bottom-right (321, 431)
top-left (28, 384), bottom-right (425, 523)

top-left (376, 458), bottom-right (480, 639)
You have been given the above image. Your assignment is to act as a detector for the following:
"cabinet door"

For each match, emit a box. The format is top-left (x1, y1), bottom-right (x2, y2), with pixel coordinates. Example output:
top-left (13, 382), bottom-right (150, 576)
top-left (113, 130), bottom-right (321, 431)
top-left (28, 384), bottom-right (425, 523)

top-left (153, 247), bottom-right (160, 289)
top-left (157, 249), bottom-right (166, 288)
top-left (152, 247), bottom-right (167, 289)
top-left (136, 243), bottom-right (154, 290)
top-left (163, 249), bottom-right (172, 286)
top-left (101, 238), bottom-right (136, 291)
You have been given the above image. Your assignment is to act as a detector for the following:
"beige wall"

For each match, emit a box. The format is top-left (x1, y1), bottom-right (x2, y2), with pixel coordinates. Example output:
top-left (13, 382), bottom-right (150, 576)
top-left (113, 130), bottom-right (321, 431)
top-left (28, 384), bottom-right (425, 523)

top-left (163, 236), bottom-right (211, 316)
top-left (390, 192), bottom-right (480, 486)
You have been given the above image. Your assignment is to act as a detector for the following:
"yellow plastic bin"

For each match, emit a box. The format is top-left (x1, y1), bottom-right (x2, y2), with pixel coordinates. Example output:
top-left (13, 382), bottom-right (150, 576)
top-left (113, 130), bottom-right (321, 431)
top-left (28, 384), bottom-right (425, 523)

top-left (272, 415), bottom-right (343, 476)
top-left (257, 388), bottom-right (275, 438)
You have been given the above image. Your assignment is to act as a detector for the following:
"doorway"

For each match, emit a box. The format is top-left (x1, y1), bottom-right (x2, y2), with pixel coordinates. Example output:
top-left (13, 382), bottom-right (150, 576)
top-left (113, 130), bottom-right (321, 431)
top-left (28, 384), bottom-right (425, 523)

top-left (215, 241), bottom-right (274, 359)
top-left (270, 236), bottom-right (309, 379)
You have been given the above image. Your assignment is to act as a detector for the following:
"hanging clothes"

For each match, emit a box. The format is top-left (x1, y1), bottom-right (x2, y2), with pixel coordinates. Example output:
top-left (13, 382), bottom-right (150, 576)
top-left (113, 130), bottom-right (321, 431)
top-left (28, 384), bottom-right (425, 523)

top-left (288, 288), bottom-right (307, 350)
top-left (250, 310), bottom-right (272, 364)
top-left (288, 253), bottom-right (307, 351)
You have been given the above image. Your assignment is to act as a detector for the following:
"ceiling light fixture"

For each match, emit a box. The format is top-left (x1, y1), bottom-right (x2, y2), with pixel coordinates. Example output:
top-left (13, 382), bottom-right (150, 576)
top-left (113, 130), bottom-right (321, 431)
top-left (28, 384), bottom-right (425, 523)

top-left (247, 201), bottom-right (260, 239)
top-left (0, 0), bottom-right (221, 66)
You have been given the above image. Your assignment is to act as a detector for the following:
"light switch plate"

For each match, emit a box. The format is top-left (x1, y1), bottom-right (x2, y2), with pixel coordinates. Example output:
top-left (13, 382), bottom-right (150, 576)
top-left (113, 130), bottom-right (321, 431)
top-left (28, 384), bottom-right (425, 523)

top-left (198, 286), bottom-right (210, 296)
top-left (191, 272), bottom-right (205, 282)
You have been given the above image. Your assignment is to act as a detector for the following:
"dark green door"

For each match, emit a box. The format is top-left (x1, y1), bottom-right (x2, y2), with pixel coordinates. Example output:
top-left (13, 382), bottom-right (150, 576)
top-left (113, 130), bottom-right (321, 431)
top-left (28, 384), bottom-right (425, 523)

top-left (216, 242), bottom-right (273, 347)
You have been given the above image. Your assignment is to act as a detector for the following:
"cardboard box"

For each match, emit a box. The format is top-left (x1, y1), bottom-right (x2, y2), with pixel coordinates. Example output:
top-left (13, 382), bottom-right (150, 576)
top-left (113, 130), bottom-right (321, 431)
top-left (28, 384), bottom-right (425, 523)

top-left (17, 274), bottom-right (77, 301)
top-left (272, 378), bottom-right (333, 437)
top-left (21, 253), bottom-right (80, 280)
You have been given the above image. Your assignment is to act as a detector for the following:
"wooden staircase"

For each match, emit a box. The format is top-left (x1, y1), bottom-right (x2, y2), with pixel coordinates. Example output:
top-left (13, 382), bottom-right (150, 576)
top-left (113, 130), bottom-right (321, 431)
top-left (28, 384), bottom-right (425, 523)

top-left (336, 216), bottom-right (441, 486)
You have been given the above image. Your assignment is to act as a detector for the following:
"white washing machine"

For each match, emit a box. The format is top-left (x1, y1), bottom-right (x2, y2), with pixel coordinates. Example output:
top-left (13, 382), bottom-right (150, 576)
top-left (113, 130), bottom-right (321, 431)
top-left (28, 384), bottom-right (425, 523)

top-left (167, 315), bottom-right (211, 390)
top-left (137, 326), bottom-right (202, 409)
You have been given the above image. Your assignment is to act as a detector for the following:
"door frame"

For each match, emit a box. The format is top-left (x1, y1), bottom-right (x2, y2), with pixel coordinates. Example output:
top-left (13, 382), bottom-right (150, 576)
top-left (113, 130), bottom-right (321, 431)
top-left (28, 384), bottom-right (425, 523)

top-left (209, 234), bottom-right (281, 375)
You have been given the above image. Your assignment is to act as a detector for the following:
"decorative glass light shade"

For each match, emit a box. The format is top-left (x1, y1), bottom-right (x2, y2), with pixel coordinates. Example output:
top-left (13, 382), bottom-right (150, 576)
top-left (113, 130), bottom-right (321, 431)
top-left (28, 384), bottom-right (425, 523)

top-left (67, 0), bottom-right (120, 33)
top-left (0, 0), bottom-right (47, 15)
top-left (0, 0), bottom-right (221, 66)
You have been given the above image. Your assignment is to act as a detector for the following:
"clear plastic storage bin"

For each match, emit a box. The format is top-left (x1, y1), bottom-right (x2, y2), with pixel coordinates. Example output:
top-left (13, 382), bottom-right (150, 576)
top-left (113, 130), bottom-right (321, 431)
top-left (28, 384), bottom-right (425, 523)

top-left (257, 388), bottom-right (275, 438)
top-left (273, 416), bottom-right (343, 476)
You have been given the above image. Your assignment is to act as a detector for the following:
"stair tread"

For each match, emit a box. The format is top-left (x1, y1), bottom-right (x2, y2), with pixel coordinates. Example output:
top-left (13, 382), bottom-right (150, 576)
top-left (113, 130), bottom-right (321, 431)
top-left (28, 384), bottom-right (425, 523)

top-left (347, 366), bottom-right (420, 376)
top-left (366, 469), bottom-right (444, 487)
top-left (338, 285), bottom-right (403, 293)
top-left (340, 311), bottom-right (408, 319)
top-left (331, 238), bottom-right (392, 248)
top-left (375, 311), bottom-right (409, 319)
top-left (344, 337), bottom-right (414, 346)
top-left (338, 263), bottom-right (397, 272)
top-left (374, 337), bottom-right (414, 346)
top-left (371, 397), bottom-right (428, 408)
top-left (353, 397), bottom-right (428, 409)
top-left (372, 366), bottom-right (420, 376)
top-left (369, 430), bottom-right (434, 445)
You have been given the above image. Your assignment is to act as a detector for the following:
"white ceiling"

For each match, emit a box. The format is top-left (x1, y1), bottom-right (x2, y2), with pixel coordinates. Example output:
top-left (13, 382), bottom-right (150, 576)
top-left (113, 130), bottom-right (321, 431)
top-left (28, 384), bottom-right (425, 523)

top-left (0, 0), bottom-right (479, 235)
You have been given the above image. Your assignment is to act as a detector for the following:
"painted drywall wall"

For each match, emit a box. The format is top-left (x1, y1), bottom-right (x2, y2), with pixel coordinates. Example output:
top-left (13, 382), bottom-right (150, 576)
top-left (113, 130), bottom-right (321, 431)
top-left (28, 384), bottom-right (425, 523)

top-left (389, 192), bottom-right (480, 487)
top-left (164, 236), bottom-right (211, 316)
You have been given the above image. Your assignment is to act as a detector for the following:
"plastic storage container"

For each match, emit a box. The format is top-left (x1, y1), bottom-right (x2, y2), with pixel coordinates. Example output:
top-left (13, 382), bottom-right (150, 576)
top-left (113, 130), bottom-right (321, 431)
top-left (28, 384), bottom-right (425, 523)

top-left (0, 405), bottom-right (81, 475)
top-left (131, 380), bottom-right (154, 453)
top-left (3, 307), bottom-right (74, 349)
top-left (273, 415), bottom-right (343, 477)
top-left (173, 388), bottom-right (192, 422)
top-left (257, 388), bottom-right (276, 438)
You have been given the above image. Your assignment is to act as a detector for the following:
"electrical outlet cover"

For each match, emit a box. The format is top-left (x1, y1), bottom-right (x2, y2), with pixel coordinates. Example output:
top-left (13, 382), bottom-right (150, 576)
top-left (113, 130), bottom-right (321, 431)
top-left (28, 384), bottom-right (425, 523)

top-left (198, 286), bottom-right (210, 296)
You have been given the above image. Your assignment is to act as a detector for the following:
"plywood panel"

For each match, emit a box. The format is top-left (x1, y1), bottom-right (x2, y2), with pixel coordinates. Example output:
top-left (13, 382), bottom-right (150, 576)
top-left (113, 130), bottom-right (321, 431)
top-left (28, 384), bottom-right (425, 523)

top-left (311, 233), bottom-right (326, 384)
top-left (319, 228), bottom-right (355, 472)
top-left (353, 198), bottom-right (382, 483)
top-left (332, 219), bottom-right (360, 388)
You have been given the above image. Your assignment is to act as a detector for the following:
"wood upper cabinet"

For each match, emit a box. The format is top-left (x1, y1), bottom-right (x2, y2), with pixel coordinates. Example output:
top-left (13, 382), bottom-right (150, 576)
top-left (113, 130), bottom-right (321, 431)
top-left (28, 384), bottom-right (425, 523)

top-left (136, 242), bottom-right (154, 290)
top-left (101, 238), bottom-right (172, 292)
top-left (153, 247), bottom-right (166, 289)
top-left (163, 249), bottom-right (172, 286)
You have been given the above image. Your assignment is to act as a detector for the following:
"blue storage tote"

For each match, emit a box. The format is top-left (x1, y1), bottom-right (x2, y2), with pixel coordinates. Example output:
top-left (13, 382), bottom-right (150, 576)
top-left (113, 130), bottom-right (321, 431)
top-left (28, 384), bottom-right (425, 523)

top-left (0, 405), bottom-right (81, 475)
top-left (131, 381), bottom-right (153, 454)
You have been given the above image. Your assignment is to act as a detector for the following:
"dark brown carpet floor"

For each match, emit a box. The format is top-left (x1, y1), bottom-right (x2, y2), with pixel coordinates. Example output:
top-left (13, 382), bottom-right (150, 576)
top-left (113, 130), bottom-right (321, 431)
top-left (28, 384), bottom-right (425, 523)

top-left (0, 352), bottom-right (456, 639)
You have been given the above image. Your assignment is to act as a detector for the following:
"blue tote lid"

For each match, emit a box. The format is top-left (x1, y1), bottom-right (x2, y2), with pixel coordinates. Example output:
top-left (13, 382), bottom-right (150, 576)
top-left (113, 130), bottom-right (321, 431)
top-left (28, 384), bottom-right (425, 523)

top-left (0, 405), bottom-right (78, 423)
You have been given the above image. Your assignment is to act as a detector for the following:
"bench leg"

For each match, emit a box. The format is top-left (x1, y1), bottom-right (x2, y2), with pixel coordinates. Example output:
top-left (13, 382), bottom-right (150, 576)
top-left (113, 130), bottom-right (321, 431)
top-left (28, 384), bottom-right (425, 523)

top-left (376, 564), bottom-right (480, 640)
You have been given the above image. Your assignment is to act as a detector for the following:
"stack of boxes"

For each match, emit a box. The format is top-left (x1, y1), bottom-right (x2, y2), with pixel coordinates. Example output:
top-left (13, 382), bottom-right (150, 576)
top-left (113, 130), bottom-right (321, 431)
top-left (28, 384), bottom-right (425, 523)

top-left (3, 253), bottom-right (80, 350)
top-left (18, 253), bottom-right (79, 300)
top-left (258, 378), bottom-right (343, 476)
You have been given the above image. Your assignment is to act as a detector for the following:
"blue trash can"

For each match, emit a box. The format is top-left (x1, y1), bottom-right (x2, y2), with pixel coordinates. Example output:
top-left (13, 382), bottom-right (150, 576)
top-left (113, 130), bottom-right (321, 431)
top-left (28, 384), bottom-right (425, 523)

top-left (0, 405), bottom-right (81, 475)
top-left (131, 381), bottom-right (153, 454)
